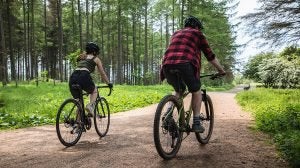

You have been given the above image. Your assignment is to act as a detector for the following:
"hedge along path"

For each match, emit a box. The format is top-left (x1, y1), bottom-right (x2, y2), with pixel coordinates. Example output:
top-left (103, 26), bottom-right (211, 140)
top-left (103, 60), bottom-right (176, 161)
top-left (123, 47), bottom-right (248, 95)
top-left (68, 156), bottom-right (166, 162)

top-left (0, 86), bottom-right (289, 168)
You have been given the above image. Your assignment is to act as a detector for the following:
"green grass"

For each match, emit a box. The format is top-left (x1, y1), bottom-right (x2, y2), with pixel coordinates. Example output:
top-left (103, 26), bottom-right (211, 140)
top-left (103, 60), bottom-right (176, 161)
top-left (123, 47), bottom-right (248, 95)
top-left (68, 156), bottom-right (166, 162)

top-left (0, 82), bottom-right (231, 130)
top-left (236, 88), bottom-right (300, 167)
top-left (0, 82), bottom-right (175, 129)
top-left (0, 83), bottom-right (69, 129)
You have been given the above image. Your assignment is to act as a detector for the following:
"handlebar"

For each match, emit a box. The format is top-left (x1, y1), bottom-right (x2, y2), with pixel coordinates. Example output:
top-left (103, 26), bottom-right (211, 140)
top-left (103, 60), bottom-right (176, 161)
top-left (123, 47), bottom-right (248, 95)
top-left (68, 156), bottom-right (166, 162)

top-left (200, 73), bottom-right (225, 80)
top-left (97, 85), bottom-right (113, 96)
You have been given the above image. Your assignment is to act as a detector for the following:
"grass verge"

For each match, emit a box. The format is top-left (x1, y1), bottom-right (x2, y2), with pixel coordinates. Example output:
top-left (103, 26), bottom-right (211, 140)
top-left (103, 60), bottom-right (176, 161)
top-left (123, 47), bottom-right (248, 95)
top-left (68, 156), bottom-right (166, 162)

top-left (0, 82), bottom-right (232, 130)
top-left (236, 88), bottom-right (300, 167)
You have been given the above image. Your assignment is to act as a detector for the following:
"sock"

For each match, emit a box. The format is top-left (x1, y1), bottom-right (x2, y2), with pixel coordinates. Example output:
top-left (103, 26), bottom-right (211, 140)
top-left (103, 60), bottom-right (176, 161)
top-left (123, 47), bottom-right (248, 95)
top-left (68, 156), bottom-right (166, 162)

top-left (193, 116), bottom-right (201, 124)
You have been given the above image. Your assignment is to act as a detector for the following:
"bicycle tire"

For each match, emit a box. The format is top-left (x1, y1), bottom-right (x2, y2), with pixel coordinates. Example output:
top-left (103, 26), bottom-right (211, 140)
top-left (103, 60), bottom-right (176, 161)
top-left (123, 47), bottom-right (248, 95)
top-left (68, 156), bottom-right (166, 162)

top-left (94, 97), bottom-right (110, 137)
top-left (153, 95), bottom-right (183, 160)
top-left (195, 94), bottom-right (214, 144)
top-left (56, 98), bottom-right (83, 147)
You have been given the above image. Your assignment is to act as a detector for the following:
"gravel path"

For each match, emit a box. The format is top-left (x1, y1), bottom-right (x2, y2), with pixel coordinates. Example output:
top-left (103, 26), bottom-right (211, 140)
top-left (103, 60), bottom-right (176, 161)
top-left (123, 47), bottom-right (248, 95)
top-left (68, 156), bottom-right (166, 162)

top-left (0, 86), bottom-right (289, 168)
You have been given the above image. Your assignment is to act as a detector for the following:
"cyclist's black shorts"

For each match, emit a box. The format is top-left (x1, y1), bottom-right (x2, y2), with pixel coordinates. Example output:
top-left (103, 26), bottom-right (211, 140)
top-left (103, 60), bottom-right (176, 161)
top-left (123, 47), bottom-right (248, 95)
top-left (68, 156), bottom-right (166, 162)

top-left (69, 70), bottom-right (95, 98)
top-left (163, 62), bottom-right (200, 93)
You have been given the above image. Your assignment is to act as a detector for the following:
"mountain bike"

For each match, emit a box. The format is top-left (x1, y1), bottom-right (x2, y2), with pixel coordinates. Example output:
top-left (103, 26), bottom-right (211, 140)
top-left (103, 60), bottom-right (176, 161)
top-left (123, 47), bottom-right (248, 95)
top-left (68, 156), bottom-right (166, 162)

top-left (153, 72), bottom-right (223, 159)
top-left (56, 84), bottom-right (112, 147)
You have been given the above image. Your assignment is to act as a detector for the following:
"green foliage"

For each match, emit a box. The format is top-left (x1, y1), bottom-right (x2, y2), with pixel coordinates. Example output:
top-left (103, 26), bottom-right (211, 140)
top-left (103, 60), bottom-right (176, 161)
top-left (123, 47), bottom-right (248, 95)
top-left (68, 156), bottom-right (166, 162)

top-left (279, 46), bottom-right (300, 60)
top-left (106, 85), bottom-right (173, 112)
top-left (258, 57), bottom-right (300, 88)
top-left (243, 52), bottom-right (275, 81)
top-left (66, 49), bottom-right (81, 68)
top-left (0, 83), bottom-right (173, 130)
top-left (2, 0), bottom-right (237, 85)
top-left (0, 83), bottom-right (67, 129)
top-left (0, 82), bottom-right (231, 130)
top-left (242, 0), bottom-right (300, 46)
top-left (236, 88), bottom-right (300, 167)
top-left (243, 46), bottom-right (300, 88)
top-left (40, 71), bottom-right (48, 82)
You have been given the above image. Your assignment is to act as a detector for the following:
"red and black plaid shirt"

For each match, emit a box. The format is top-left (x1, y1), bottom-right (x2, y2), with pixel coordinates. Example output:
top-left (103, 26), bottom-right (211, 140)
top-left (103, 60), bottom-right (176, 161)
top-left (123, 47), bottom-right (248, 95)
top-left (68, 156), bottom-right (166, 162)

top-left (161, 27), bottom-right (215, 81)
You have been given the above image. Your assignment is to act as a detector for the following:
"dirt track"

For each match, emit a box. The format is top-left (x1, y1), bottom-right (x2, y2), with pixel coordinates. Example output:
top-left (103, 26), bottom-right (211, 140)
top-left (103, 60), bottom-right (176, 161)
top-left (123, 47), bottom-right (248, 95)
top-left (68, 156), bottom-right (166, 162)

top-left (0, 86), bottom-right (289, 168)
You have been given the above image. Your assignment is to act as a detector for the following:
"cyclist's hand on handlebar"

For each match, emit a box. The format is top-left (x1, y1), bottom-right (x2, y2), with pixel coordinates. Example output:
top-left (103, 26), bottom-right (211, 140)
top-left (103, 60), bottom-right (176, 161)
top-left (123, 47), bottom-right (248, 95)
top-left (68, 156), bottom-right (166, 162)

top-left (107, 83), bottom-right (113, 89)
top-left (218, 69), bottom-right (226, 76)
top-left (211, 71), bottom-right (226, 80)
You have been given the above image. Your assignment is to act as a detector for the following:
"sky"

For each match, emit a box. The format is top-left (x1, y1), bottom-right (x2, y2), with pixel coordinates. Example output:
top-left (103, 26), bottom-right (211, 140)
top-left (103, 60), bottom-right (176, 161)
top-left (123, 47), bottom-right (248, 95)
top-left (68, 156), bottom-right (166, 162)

top-left (232, 0), bottom-right (262, 70)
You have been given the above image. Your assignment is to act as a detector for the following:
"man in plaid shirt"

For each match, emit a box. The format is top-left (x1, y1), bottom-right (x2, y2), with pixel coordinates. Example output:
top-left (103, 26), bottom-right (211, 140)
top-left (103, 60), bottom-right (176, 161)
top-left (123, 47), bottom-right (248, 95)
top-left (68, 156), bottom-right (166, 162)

top-left (160, 16), bottom-right (225, 133)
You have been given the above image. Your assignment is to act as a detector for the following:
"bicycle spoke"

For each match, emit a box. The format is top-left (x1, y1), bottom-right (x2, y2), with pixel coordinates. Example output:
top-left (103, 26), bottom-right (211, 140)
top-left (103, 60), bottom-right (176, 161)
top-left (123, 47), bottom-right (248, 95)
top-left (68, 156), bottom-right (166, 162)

top-left (195, 94), bottom-right (214, 144)
top-left (94, 97), bottom-right (110, 137)
top-left (154, 95), bottom-right (182, 160)
top-left (56, 99), bottom-right (82, 147)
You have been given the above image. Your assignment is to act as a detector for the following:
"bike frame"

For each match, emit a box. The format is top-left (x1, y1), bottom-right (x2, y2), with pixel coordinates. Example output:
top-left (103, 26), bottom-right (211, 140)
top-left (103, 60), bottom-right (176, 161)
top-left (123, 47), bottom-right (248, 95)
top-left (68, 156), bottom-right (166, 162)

top-left (174, 74), bottom-right (217, 133)
top-left (177, 89), bottom-right (210, 133)
top-left (177, 91), bottom-right (192, 132)
top-left (71, 85), bottom-right (88, 126)
top-left (74, 85), bottom-right (112, 125)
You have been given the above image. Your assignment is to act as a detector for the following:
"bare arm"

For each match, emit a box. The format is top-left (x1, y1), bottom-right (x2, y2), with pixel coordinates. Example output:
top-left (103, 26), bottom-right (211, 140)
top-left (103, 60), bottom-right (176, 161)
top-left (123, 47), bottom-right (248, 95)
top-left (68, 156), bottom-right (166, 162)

top-left (94, 57), bottom-right (110, 84)
top-left (209, 58), bottom-right (226, 75)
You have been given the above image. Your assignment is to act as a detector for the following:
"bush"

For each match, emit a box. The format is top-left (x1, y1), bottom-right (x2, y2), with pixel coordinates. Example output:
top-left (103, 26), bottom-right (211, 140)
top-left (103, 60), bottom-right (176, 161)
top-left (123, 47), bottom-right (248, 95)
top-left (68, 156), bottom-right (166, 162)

top-left (236, 88), bottom-right (300, 167)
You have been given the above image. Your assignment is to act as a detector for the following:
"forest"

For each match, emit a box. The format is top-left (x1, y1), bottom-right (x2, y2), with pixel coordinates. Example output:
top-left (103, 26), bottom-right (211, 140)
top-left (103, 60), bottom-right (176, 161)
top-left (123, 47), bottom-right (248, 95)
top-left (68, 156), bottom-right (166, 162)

top-left (0, 0), bottom-right (237, 86)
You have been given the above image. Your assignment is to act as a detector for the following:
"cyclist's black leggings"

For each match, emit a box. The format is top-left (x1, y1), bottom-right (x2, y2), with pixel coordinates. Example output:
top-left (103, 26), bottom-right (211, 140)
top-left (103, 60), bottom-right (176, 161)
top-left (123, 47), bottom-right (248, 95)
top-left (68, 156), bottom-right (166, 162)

top-left (163, 62), bottom-right (200, 93)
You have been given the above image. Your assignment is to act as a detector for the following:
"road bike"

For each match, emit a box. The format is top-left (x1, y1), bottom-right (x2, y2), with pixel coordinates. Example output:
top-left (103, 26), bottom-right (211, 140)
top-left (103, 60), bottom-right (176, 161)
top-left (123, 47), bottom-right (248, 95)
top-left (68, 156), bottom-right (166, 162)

top-left (153, 72), bottom-right (223, 159)
top-left (56, 84), bottom-right (112, 147)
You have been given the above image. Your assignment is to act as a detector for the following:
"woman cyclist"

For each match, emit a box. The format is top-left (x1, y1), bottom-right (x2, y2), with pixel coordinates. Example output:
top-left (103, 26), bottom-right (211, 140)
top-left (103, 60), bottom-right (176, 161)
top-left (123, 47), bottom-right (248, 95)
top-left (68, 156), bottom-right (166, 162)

top-left (69, 42), bottom-right (113, 116)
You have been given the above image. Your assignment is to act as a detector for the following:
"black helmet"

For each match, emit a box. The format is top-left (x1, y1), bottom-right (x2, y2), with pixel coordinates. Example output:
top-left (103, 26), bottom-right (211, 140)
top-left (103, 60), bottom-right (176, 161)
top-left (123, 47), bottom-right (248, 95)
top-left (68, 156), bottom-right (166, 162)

top-left (85, 42), bottom-right (100, 54)
top-left (184, 16), bottom-right (203, 29)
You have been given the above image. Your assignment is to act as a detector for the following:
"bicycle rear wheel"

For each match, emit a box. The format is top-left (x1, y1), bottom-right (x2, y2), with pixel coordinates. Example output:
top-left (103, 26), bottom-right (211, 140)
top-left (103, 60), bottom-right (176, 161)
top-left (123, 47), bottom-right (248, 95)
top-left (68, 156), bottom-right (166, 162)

top-left (94, 97), bottom-right (110, 137)
top-left (153, 95), bottom-right (182, 160)
top-left (56, 99), bottom-right (83, 147)
top-left (195, 94), bottom-right (214, 144)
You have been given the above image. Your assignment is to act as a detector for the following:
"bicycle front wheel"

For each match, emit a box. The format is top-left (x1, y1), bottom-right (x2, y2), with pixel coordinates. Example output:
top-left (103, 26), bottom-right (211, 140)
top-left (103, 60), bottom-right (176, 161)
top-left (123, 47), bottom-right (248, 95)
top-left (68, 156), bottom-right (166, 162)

top-left (94, 97), bottom-right (110, 137)
top-left (153, 95), bottom-right (182, 160)
top-left (195, 94), bottom-right (214, 144)
top-left (56, 99), bottom-right (83, 147)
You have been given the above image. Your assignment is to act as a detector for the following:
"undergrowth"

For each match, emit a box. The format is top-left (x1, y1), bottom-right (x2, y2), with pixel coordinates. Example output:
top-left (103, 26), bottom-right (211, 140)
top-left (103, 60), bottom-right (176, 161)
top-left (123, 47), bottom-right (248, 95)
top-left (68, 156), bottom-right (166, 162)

top-left (236, 88), bottom-right (300, 167)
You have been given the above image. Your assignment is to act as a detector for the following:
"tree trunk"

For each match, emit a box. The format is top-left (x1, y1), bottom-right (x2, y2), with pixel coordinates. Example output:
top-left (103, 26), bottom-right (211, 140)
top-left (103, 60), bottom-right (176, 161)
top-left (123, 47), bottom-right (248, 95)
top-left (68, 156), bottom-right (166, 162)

top-left (100, 0), bottom-right (104, 57)
top-left (165, 14), bottom-right (169, 49)
top-left (26, 0), bottom-right (30, 80)
top-left (86, 0), bottom-right (89, 41)
top-left (137, 14), bottom-right (142, 85)
top-left (106, 0), bottom-right (111, 80)
top-left (57, 0), bottom-right (63, 81)
top-left (33, 0), bottom-right (38, 85)
top-left (71, 0), bottom-right (76, 52)
top-left (0, 0), bottom-right (7, 86)
top-left (116, 0), bottom-right (123, 84)
top-left (143, 1), bottom-right (149, 85)
top-left (30, 0), bottom-right (37, 81)
top-left (132, 11), bottom-right (137, 85)
top-left (125, 20), bottom-right (129, 84)
top-left (6, 0), bottom-right (16, 81)
top-left (43, 0), bottom-right (48, 81)
top-left (181, 0), bottom-right (185, 27)
top-left (77, 0), bottom-right (83, 51)
top-left (91, 0), bottom-right (94, 40)
top-left (172, 0), bottom-right (175, 33)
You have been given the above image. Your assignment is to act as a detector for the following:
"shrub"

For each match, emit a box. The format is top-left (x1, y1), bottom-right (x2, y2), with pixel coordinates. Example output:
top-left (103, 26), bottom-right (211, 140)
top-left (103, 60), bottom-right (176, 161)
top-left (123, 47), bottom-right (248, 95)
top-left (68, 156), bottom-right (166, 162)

top-left (236, 88), bottom-right (300, 167)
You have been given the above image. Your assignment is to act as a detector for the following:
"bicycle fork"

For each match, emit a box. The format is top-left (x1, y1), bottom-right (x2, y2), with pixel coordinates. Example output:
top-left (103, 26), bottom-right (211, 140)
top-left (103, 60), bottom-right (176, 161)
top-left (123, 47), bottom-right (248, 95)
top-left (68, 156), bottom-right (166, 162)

top-left (201, 89), bottom-right (211, 120)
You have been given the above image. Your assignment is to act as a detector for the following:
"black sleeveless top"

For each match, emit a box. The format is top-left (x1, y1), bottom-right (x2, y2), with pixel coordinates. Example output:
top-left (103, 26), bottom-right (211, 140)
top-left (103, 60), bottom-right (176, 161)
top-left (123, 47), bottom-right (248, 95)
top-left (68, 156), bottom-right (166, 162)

top-left (77, 56), bottom-right (97, 73)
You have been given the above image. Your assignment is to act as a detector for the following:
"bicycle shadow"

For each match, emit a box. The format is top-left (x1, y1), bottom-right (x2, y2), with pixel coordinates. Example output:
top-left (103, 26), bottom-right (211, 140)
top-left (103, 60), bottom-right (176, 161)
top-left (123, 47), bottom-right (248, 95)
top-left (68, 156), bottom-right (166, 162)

top-left (59, 138), bottom-right (110, 153)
